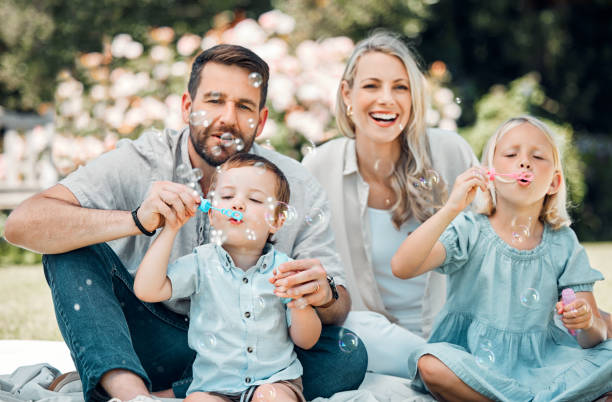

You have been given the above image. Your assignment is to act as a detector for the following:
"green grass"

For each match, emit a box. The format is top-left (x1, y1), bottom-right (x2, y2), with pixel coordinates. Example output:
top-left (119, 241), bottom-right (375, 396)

top-left (1, 243), bottom-right (611, 340)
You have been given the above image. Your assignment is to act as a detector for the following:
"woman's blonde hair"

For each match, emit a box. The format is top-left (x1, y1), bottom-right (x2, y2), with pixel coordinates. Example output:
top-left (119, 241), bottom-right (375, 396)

top-left (336, 30), bottom-right (445, 228)
top-left (474, 115), bottom-right (571, 229)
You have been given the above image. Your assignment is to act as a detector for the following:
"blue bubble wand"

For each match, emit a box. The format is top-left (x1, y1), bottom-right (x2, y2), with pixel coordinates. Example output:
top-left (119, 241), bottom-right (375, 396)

top-left (198, 197), bottom-right (243, 221)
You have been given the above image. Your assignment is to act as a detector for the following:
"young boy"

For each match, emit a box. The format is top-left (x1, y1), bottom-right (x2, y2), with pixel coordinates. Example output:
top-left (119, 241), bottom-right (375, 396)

top-left (134, 153), bottom-right (321, 402)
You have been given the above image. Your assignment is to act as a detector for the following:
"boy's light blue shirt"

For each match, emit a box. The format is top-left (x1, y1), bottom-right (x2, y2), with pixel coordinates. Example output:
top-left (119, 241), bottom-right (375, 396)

top-left (167, 243), bottom-right (302, 395)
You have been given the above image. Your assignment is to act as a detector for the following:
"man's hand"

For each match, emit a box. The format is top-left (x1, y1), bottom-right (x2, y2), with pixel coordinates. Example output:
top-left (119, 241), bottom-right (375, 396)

top-left (138, 181), bottom-right (201, 232)
top-left (270, 259), bottom-right (333, 309)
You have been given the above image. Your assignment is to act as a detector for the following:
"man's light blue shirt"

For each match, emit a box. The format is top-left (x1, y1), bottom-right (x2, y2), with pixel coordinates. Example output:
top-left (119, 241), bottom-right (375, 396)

top-left (167, 243), bottom-right (302, 395)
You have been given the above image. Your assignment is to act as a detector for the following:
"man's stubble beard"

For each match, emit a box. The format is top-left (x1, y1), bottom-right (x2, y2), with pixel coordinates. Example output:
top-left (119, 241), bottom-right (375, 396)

top-left (189, 123), bottom-right (256, 167)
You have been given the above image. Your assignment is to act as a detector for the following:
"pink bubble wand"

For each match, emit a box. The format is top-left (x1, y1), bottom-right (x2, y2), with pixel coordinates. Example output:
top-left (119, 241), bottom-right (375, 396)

top-left (561, 288), bottom-right (577, 336)
top-left (484, 168), bottom-right (534, 183)
top-left (198, 197), bottom-right (243, 221)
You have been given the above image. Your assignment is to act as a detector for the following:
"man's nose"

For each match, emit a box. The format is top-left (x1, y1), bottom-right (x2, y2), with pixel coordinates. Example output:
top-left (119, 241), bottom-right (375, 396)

top-left (218, 102), bottom-right (239, 127)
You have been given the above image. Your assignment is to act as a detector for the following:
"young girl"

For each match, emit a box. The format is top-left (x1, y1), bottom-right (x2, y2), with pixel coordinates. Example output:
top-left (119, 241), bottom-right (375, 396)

top-left (391, 116), bottom-right (612, 401)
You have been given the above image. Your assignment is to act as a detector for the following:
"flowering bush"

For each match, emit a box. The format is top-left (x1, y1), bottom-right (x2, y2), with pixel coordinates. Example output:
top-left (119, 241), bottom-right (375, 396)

top-left (49, 9), bottom-right (462, 177)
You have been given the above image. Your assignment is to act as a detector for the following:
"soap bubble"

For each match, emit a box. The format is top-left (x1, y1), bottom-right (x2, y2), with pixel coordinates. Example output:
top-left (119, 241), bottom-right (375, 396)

top-left (520, 288), bottom-right (540, 309)
top-left (264, 199), bottom-right (298, 228)
top-left (254, 161), bottom-right (266, 175)
top-left (211, 145), bottom-right (223, 156)
top-left (74, 303), bottom-right (81, 311)
top-left (85, 279), bottom-right (92, 286)
top-left (413, 170), bottom-right (440, 191)
top-left (248, 72), bottom-right (263, 88)
top-left (247, 118), bottom-right (257, 129)
top-left (190, 168), bottom-right (203, 182)
top-left (199, 332), bottom-right (217, 349)
top-left (338, 328), bottom-right (359, 353)
top-left (254, 296), bottom-right (266, 315)
top-left (294, 298), bottom-right (308, 310)
top-left (474, 344), bottom-right (495, 368)
top-left (254, 384), bottom-right (277, 401)
top-left (189, 110), bottom-right (210, 127)
top-left (220, 132), bottom-right (234, 147)
top-left (304, 208), bottom-right (327, 226)
top-left (511, 216), bottom-right (532, 244)
top-left (373, 159), bottom-right (394, 178)
top-left (176, 163), bottom-right (190, 179)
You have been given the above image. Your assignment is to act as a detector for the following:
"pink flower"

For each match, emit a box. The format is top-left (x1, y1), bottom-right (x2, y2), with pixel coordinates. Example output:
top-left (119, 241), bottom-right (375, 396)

top-left (177, 34), bottom-right (202, 56)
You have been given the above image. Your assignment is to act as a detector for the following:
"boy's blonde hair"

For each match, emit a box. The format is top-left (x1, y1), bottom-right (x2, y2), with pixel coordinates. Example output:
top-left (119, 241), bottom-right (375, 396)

top-left (335, 30), bottom-right (445, 228)
top-left (474, 115), bottom-right (571, 229)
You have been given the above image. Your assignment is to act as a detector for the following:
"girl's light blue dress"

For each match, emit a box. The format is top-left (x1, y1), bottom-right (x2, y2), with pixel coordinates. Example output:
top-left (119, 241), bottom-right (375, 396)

top-left (407, 212), bottom-right (612, 401)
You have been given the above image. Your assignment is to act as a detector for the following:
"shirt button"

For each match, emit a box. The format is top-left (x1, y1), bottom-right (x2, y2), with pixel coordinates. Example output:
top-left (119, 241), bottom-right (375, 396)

top-left (247, 346), bottom-right (253, 353)
top-left (243, 277), bottom-right (248, 284)
top-left (263, 263), bottom-right (267, 268)
top-left (244, 311), bottom-right (251, 318)
top-left (245, 377), bottom-right (252, 384)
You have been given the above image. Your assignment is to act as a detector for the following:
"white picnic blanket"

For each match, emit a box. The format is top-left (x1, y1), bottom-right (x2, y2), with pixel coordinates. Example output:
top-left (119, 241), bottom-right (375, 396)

top-left (0, 340), bottom-right (434, 402)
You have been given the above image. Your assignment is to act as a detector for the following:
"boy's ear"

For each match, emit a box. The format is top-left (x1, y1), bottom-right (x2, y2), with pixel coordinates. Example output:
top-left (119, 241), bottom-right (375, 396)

top-left (547, 170), bottom-right (562, 195)
top-left (268, 213), bottom-right (286, 234)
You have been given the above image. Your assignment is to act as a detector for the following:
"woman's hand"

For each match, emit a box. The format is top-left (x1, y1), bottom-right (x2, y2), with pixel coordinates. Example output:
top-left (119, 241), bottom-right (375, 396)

top-left (444, 167), bottom-right (488, 214)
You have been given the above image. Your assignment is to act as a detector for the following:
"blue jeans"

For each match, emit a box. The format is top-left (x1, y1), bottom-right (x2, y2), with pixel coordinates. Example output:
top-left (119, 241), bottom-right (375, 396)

top-left (43, 243), bottom-right (367, 401)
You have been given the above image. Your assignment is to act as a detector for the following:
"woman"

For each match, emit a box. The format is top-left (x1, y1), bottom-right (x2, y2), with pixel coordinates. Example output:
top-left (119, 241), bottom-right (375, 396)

top-left (302, 31), bottom-right (477, 376)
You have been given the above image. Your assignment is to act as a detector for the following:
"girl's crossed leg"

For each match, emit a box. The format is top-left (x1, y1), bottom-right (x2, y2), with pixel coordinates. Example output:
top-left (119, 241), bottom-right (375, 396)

top-left (418, 354), bottom-right (492, 402)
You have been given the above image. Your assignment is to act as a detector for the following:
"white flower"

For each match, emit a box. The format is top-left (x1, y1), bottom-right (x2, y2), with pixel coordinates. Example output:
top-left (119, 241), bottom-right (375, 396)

top-left (200, 35), bottom-right (218, 51)
top-left (268, 74), bottom-right (296, 112)
top-left (152, 64), bottom-right (171, 80)
top-left (124, 41), bottom-right (144, 59)
top-left (433, 87), bottom-right (454, 105)
top-left (90, 85), bottom-right (107, 101)
top-left (56, 80), bottom-right (84, 99)
top-left (74, 113), bottom-right (91, 131)
top-left (426, 108), bottom-right (440, 126)
top-left (111, 34), bottom-right (134, 58)
top-left (141, 96), bottom-right (168, 120)
top-left (258, 119), bottom-right (277, 140)
top-left (222, 19), bottom-right (266, 47)
top-left (438, 118), bottom-right (457, 131)
top-left (177, 34), bottom-right (202, 56)
top-left (171, 61), bottom-right (188, 77)
top-left (150, 45), bottom-right (173, 62)
top-left (285, 110), bottom-right (325, 143)
top-left (442, 103), bottom-right (462, 120)
top-left (258, 10), bottom-right (296, 35)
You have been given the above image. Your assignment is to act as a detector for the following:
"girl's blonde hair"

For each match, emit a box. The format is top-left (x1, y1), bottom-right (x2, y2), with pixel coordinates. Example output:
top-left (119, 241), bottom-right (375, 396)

top-left (336, 30), bottom-right (445, 228)
top-left (474, 115), bottom-right (571, 229)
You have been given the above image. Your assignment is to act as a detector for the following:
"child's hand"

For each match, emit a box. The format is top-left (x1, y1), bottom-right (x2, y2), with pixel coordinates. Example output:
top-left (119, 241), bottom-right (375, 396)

top-left (556, 299), bottom-right (594, 332)
top-left (444, 167), bottom-right (488, 214)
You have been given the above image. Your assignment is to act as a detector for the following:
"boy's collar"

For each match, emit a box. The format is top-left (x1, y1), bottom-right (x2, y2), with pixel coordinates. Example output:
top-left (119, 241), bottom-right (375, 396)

top-left (213, 242), bottom-right (275, 273)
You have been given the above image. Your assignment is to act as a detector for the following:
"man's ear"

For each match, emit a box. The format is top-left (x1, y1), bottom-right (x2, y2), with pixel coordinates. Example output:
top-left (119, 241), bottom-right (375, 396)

top-left (547, 170), bottom-right (562, 195)
top-left (254, 107), bottom-right (269, 139)
top-left (181, 91), bottom-right (193, 124)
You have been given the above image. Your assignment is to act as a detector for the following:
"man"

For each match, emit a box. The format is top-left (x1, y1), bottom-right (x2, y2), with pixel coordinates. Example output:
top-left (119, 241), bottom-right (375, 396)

top-left (5, 44), bottom-right (367, 401)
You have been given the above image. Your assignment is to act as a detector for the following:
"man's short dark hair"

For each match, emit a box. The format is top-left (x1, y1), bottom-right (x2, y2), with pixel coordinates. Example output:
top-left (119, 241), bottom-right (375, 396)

top-left (188, 44), bottom-right (269, 110)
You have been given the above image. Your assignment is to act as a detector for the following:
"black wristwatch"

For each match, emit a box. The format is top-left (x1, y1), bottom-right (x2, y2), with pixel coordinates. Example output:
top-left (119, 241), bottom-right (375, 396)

top-left (318, 275), bottom-right (339, 308)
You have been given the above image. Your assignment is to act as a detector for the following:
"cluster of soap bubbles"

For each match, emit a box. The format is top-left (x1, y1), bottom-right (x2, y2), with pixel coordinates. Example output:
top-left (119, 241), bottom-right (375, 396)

top-left (510, 216), bottom-right (532, 244)
top-left (474, 339), bottom-right (496, 368)
top-left (263, 197), bottom-right (328, 230)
